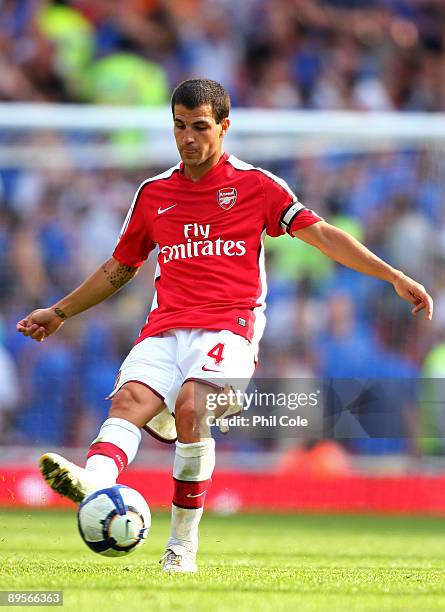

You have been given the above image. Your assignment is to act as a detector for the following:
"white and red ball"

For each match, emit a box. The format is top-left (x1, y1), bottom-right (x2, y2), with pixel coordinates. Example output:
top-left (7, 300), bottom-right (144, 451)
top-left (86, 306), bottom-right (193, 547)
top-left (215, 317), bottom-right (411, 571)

top-left (77, 485), bottom-right (151, 557)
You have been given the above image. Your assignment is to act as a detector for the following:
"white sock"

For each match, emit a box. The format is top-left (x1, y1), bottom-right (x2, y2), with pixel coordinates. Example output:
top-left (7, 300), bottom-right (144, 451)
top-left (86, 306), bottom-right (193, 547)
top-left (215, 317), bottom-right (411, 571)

top-left (85, 417), bottom-right (141, 484)
top-left (167, 438), bottom-right (215, 555)
top-left (85, 455), bottom-right (118, 487)
top-left (169, 507), bottom-right (204, 555)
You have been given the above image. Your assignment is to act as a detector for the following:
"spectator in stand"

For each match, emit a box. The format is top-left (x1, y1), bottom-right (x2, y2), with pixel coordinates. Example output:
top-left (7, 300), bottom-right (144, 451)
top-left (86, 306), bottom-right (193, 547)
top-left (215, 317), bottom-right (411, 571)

top-left (0, 330), bottom-right (20, 444)
top-left (0, 0), bottom-right (444, 110)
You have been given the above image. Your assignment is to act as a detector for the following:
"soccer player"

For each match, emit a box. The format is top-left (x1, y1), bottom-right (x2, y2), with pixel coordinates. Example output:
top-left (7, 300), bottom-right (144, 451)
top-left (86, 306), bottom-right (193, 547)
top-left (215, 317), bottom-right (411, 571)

top-left (16, 79), bottom-right (433, 573)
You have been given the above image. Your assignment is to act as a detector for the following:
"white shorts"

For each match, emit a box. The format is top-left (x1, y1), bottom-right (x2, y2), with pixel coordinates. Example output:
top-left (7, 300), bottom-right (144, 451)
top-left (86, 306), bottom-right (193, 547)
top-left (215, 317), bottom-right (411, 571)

top-left (109, 328), bottom-right (256, 414)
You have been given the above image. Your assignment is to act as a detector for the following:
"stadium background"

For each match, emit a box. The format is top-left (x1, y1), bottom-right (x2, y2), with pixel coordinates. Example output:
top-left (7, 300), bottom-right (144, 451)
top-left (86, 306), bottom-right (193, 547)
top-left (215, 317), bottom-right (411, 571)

top-left (1, 0), bottom-right (445, 513)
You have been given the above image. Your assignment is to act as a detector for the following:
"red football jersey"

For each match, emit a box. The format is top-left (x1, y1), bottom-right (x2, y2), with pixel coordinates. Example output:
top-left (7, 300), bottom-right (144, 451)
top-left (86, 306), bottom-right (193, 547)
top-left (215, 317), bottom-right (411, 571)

top-left (113, 153), bottom-right (321, 346)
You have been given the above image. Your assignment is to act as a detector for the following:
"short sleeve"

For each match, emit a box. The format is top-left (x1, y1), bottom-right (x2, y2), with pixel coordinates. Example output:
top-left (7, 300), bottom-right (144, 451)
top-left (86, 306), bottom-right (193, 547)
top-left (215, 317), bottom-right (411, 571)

top-left (113, 183), bottom-right (156, 267)
top-left (260, 170), bottom-right (322, 237)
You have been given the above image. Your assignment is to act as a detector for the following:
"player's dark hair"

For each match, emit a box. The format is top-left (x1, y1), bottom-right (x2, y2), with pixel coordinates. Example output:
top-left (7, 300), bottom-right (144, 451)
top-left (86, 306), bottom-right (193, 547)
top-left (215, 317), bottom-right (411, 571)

top-left (171, 79), bottom-right (230, 123)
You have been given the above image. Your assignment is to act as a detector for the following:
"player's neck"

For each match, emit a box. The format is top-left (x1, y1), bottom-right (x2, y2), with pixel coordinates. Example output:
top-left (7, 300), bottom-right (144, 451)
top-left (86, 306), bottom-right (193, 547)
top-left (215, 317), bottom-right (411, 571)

top-left (183, 150), bottom-right (224, 182)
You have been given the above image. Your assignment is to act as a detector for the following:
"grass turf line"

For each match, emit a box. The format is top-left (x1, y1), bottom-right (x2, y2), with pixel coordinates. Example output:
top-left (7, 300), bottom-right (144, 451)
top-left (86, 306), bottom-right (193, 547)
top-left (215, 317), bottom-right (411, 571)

top-left (0, 510), bottom-right (445, 611)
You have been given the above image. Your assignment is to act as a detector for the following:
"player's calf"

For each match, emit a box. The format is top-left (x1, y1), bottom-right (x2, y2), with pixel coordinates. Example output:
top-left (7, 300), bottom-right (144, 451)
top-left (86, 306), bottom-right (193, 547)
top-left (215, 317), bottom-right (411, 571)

top-left (164, 381), bottom-right (217, 566)
top-left (163, 438), bottom-right (215, 566)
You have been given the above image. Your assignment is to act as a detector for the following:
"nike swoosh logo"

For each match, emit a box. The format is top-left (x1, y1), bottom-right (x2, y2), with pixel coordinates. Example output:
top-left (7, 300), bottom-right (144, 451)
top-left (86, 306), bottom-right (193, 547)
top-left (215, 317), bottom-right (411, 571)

top-left (202, 366), bottom-right (220, 372)
top-left (158, 204), bottom-right (177, 215)
top-left (186, 491), bottom-right (207, 498)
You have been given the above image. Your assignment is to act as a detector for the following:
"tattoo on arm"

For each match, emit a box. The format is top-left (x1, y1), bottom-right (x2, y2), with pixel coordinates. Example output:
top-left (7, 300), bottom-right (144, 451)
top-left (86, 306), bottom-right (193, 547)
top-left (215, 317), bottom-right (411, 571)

top-left (102, 259), bottom-right (138, 289)
top-left (54, 307), bottom-right (67, 320)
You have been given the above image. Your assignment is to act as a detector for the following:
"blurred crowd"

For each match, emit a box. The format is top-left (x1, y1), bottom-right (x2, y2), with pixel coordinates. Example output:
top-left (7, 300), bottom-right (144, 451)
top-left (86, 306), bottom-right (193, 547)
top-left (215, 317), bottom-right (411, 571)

top-left (1, 0), bottom-right (445, 111)
top-left (1, 148), bottom-right (445, 453)
top-left (1, 0), bottom-right (445, 454)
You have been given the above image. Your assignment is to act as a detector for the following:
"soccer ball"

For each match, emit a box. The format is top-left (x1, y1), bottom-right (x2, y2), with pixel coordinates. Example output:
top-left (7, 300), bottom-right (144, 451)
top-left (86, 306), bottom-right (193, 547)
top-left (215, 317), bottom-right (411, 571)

top-left (77, 485), bottom-right (151, 557)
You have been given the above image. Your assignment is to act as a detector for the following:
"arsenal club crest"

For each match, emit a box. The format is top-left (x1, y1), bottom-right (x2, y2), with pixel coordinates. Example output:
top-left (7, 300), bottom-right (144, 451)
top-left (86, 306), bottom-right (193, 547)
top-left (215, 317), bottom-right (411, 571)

top-left (217, 188), bottom-right (237, 210)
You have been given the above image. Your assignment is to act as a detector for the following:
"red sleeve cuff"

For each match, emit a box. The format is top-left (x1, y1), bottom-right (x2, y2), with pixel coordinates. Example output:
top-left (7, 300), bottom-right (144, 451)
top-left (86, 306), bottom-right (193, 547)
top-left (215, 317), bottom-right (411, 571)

top-left (112, 248), bottom-right (146, 268)
top-left (289, 209), bottom-right (323, 234)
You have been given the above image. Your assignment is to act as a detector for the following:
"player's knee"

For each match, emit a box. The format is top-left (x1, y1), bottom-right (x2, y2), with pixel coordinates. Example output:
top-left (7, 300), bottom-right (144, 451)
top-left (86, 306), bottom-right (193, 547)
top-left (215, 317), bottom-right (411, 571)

top-left (109, 385), bottom-right (140, 418)
top-left (109, 383), bottom-right (165, 429)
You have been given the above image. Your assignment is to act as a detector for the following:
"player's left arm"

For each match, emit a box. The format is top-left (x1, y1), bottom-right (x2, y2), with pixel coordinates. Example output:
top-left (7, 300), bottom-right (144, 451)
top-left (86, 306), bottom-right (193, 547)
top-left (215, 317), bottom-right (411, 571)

top-left (293, 220), bottom-right (433, 320)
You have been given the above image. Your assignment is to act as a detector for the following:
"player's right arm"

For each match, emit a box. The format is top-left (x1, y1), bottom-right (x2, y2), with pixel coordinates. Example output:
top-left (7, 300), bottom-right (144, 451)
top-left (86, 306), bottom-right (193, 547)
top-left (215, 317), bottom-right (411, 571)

top-left (18, 179), bottom-right (155, 342)
top-left (16, 256), bottom-right (139, 342)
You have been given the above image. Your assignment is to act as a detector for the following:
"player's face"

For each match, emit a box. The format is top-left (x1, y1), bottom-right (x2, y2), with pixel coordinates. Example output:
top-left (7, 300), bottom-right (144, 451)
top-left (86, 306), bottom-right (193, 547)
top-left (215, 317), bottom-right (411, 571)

top-left (173, 104), bottom-right (230, 169)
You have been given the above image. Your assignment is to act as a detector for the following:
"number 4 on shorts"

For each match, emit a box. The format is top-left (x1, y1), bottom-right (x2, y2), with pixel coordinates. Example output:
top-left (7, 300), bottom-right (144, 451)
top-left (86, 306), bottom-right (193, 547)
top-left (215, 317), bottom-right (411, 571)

top-left (207, 342), bottom-right (225, 366)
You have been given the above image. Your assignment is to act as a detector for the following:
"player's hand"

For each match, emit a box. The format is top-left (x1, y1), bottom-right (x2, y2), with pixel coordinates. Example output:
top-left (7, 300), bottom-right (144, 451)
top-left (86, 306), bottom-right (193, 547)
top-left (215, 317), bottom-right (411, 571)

top-left (392, 273), bottom-right (433, 320)
top-left (209, 385), bottom-right (242, 434)
top-left (16, 308), bottom-right (65, 342)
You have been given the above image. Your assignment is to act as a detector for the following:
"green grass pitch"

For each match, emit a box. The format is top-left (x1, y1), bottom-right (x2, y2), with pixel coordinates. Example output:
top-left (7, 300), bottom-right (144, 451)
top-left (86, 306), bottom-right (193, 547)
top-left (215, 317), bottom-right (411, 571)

top-left (1, 509), bottom-right (445, 611)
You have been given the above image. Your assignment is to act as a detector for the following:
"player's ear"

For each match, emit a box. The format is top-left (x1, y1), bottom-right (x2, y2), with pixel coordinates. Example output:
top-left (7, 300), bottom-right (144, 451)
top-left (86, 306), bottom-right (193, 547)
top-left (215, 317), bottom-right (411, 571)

top-left (219, 117), bottom-right (230, 138)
